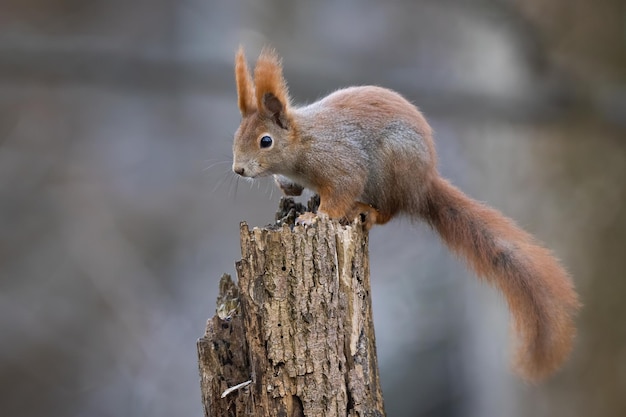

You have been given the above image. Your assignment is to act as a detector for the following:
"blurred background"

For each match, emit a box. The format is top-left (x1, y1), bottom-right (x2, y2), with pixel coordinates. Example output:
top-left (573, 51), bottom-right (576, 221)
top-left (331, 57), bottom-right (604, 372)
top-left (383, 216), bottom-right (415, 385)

top-left (1, 0), bottom-right (625, 416)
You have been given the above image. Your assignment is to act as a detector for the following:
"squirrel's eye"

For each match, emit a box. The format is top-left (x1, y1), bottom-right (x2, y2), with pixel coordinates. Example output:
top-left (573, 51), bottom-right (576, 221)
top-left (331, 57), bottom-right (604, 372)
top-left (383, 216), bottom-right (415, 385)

top-left (259, 135), bottom-right (273, 149)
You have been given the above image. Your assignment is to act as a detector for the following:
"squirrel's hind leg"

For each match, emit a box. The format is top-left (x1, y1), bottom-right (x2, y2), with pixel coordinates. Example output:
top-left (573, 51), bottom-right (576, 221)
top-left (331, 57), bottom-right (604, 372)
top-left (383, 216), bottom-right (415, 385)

top-left (295, 200), bottom-right (390, 230)
top-left (296, 187), bottom-right (358, 226)
top-left (349, 202), bottom-right (392, 230)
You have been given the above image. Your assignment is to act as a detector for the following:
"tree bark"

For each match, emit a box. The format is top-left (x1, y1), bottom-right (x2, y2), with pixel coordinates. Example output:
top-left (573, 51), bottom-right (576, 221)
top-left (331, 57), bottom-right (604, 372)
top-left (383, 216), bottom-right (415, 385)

top-left (198, 205), bottom-right (385, 417)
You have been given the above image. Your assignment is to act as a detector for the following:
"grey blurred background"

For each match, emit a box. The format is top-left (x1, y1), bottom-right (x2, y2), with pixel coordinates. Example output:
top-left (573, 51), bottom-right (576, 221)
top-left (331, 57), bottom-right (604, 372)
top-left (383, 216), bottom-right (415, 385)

top-left (1, 0), bottom-right (625, 416)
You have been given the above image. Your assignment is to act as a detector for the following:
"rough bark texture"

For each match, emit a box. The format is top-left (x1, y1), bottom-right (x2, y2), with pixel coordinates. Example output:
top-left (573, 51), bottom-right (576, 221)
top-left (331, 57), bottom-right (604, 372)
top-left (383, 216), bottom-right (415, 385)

top-left (198, 203), bottom-right (385, 417)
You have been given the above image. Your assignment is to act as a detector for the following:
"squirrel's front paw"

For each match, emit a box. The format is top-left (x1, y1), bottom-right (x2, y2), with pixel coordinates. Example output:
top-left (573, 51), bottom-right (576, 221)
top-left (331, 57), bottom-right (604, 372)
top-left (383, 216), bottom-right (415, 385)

top-left (296, 211), bottom-right (331, 227)
top-left (295, 212), bottom-right (318, 227)
top-left (274, 175), bottom-right (304, 196)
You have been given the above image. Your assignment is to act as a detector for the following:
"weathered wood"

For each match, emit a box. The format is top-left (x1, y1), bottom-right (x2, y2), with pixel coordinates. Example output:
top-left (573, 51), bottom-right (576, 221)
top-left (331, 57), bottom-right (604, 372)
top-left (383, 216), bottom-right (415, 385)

top-left (198, 201), bottom-right (385, 417)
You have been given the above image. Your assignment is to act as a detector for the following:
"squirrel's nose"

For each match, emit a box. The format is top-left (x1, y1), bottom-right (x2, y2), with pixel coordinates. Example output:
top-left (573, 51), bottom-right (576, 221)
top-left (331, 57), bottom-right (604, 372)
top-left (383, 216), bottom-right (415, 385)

top-left (233, 166), bottom-right (245, 176)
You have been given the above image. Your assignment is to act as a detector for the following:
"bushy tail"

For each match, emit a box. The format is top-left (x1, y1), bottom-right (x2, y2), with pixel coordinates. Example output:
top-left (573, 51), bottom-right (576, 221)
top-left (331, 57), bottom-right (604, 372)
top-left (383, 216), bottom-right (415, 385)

top-left (422, 177), bottom-right (580, 380)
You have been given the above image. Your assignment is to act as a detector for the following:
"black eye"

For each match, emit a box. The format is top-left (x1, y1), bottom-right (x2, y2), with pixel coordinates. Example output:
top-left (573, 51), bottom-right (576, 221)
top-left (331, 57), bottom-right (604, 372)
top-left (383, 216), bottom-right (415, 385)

top-left (259, 135), bottom-right (272, 148)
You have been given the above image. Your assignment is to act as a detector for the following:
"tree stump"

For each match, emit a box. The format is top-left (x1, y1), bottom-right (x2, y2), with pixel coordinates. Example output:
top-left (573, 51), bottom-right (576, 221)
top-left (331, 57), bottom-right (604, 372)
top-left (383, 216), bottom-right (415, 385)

top-left (197, 198), bottom-right (385, 417)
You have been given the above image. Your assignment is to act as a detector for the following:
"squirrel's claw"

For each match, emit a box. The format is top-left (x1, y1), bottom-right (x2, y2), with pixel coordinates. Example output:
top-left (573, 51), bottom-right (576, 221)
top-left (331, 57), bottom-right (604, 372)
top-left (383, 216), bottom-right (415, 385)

top-left (296, 211), bottom-right (330, 227)
top-left (295, 212), bottom-right (319, 227)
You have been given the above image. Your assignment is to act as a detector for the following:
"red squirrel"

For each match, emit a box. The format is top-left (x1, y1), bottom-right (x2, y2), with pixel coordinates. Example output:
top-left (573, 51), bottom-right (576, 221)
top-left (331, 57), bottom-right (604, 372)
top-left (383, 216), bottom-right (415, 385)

top-left (231, 47), bottom-right (580, 381)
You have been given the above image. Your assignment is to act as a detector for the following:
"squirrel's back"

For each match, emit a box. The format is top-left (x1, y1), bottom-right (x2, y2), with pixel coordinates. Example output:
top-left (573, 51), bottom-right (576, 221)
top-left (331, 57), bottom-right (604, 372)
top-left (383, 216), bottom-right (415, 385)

top-left (306, 86), bottom-right (432, 141)
top-left (295, 86), bottom-right (437, 215)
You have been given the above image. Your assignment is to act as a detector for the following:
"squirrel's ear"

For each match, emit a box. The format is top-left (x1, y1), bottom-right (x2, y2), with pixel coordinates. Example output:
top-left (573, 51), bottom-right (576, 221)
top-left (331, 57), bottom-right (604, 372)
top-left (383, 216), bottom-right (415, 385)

top-left (254, 48), bottom-right (290, 129)
top-left (235, 46), bottom-right (256, 116)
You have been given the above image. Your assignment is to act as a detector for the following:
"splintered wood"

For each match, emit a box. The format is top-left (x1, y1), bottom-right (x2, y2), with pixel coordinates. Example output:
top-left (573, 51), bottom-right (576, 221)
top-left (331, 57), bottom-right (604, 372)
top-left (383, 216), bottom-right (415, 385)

top-left (197, 216), bottom-right (385, 417)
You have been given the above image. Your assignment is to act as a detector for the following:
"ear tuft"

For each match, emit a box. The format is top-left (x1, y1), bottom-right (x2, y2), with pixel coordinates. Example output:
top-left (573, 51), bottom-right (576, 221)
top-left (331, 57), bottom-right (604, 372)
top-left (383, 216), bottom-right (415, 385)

top-left (254, 48), bottom-right (290, 121)
top-left (235, 46), bottom-right (256, 116)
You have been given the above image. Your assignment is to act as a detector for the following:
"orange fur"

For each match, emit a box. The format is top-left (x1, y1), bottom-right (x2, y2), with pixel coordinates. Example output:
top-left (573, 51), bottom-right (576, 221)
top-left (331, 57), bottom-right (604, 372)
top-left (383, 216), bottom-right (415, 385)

top-left (231, 48), bottom-right (581, 380)
top-left (235, 46), bottom-right (256, 115)
top-left (424, 177), bottom-right (580, 379)
top-left (253, 48), bottom-right (291, 113)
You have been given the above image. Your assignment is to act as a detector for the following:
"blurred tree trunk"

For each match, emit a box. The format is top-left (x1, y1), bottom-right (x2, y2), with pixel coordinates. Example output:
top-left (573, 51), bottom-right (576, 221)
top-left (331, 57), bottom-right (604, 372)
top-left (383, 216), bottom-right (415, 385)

top-left (521, 123), bottom-right (626, 417)
top-left (510, 1), bottom-right (626, 416)
top-left (514, 0), bottom-right (626, 83)
top-left (198, 219), bottom-right (386, 417)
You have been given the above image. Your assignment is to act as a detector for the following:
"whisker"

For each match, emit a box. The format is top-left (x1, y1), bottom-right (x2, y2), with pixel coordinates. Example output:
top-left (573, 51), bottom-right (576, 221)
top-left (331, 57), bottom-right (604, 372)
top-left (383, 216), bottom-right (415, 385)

top-left (233, 175), bottom-right (239, 200)
top-left (203, 160), bottom-right (231, 172)
top-left (212, 170), bottom-right (232, 193)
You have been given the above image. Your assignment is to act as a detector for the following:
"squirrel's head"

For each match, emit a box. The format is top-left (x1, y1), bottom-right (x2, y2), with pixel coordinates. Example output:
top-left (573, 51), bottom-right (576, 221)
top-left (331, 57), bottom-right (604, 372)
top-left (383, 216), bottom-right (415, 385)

top-left (232, 47), bottom-right (295, 178)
